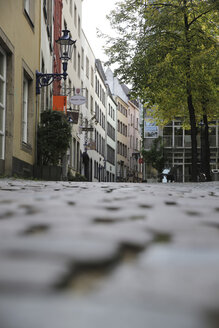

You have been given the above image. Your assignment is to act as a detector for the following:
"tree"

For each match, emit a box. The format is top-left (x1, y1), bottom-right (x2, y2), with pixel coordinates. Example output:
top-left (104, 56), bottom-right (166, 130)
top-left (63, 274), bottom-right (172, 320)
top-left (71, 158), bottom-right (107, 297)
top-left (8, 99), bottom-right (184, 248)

top-left (102, 0), bottom-right (219, 181)
top-left (193, 42), bottom-right (219, 181)
top-left (141, 137), bottom-right (166, 174)
top-left (37, 110), bottom-right (71, 166)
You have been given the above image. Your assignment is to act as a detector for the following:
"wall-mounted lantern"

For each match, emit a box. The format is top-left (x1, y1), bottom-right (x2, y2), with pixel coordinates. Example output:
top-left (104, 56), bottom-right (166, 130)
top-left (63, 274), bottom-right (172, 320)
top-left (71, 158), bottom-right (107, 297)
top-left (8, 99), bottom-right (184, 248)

top-left (36, 29), bottom-right (76, 95)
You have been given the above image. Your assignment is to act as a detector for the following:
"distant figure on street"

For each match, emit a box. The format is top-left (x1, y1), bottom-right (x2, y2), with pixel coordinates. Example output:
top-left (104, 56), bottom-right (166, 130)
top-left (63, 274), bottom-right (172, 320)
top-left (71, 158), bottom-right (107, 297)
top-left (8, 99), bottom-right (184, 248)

top-left (167, 167), bottom-right (175, 182)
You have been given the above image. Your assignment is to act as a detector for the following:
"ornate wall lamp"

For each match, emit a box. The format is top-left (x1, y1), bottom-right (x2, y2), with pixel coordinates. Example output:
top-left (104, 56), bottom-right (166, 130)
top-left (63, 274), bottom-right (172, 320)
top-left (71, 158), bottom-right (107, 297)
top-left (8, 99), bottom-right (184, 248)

top-left (36, 29), bottom-right (76, 94)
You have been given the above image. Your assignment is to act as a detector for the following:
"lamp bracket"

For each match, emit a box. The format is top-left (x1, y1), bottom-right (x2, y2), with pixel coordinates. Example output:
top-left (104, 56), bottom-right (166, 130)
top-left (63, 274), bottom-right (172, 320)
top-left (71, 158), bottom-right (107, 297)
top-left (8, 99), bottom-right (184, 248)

top-left (36, 70), bottom-right (67, 94)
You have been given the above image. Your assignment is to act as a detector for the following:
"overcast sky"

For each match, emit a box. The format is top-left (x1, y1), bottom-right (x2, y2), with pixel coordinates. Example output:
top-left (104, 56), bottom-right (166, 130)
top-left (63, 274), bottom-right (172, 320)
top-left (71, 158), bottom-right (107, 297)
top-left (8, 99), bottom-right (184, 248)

top-left (82, 0), bottom-right (118, 61)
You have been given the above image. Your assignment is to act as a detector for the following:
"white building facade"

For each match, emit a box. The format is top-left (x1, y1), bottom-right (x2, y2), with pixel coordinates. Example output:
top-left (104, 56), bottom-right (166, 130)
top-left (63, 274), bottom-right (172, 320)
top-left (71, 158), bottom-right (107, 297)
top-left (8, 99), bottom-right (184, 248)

top-left (62, 0), bottom-right (83, 178)
top-left (40, 0), bottom-right (54, 113)
top-left (79, 31), bottom-right (96, 181)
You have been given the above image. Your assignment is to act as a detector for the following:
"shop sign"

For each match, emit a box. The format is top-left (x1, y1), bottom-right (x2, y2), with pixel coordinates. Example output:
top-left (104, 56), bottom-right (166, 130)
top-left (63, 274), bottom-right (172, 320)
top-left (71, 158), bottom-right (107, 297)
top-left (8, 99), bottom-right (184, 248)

top-left (70, 95), bottom-right (86, 105)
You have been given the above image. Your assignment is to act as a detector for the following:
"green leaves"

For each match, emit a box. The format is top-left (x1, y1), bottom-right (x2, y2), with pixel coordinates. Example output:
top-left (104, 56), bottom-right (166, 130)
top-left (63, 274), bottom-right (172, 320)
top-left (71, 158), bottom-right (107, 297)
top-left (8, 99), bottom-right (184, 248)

top-left (141, 137), bottom-right (165, 173)
top-left (103, 0), bottom-right (218, 181)
top-left (103, 0), bottom-right (218, 122)
top-left (37, 110), bottom-right (71, 166)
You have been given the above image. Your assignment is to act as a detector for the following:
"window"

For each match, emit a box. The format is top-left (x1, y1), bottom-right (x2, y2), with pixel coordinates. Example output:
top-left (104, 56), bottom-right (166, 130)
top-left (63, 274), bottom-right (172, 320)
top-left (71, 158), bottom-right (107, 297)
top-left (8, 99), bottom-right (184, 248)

top-left (102, 137), bottom-right (105, 155)
top-left (0, 47), bottom-right (6, 159)
top-left (90, 96), bottom-right (93, 114)
top-left (124, 145), bottom-right (127, 157)
top-left (43, 0), bottom-right (52, 42)
top-left (24, 0), bottom-right (35, 27)
top-left (97, 80), bottom-right (99, 96)
top-left (102, 90), bottom-right (105, 106)
top-left (68, 78), bottom-right (72, 104)
top-left (70, 0), bottom-right (72, 15)
top-left (77, 53), bottom-right (80, 78)
top-left (77, 141), bottom-right (80, 171)
top-left (24, 0), bottom-right (30, 13)
top-left (85, 88), bottom-right (88, 108)
top-left (95, 76), bottom-right (97, 93)
top-left (107, 145), bottom-right (115, 165)
top-left (209, 126), bottom-right (216, 147)
top-left (86, 56), bottom-right (89, 79)
top-left (103, 115), bottom-right (105, 130)
top-left (91, 66), bottom-right (94, 86)
top-left (73, 138), bottom-right (76, 169)
top-left (21, 63), bottom-right (34, 150)
top-left (74, 4), bottom-right (77, 27)
top-left (99, 110), bottom-right (102, 126)
top-left (73, 46), bottom-right (76, 70)
top-left (78, 16), bottom-right (81, 37)
top-left (107, 123), bottom-right (115, 141)
top-left (22, 76), bottom-right (29, 143)
top-left (174, 126), bottom-right (183, 147)
top-left (81, 48), bottom-right (84, 69)
top-left (96, 132), bottom-right (99, 152)
top-left (136, 138), bottom-right (138, 150)
top-left (94, 160), bottom-right (98, 178)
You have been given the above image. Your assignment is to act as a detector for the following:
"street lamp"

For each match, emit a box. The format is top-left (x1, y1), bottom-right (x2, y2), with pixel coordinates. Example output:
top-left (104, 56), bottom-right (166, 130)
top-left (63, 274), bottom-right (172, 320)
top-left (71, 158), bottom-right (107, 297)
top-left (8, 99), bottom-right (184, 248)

top-left (36, 29), bottom-right (76, 94)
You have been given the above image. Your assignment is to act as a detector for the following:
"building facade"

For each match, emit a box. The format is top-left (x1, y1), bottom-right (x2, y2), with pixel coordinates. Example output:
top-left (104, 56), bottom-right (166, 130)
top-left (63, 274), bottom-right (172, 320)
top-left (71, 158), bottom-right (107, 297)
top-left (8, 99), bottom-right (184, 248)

top-left (105, 85), bottom-right (117, 182)
top-left (40, 0), bottom-right (53, 113)
top-left (143, 110), bottom-right (219, 182)
top-left (92, 60), bottom-right (107, 182)
top-left (62, 0), bottom-right (83, 179)
top-left (79, 31), bottom-right (96, 181)
top-left (162, 120), bottom-right (219, 182)
top-left (122, 84), bottom-right (142, 182)
top-left (0, 0), bottom-right (40, 177)
top-left (0, 0), bottom-right (144, 182)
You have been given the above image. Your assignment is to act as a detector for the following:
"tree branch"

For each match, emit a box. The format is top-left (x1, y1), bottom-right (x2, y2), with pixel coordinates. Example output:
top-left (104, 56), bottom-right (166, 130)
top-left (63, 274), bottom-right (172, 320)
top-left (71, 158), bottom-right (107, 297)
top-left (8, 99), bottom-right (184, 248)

top-left (188, 8), bottom-right (214, 27)
top-left (145, 2), bottom-right (179, 9)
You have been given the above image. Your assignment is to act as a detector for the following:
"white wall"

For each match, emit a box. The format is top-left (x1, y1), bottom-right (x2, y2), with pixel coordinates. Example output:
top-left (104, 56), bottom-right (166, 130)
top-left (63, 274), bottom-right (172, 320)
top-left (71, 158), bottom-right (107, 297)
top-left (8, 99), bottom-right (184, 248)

top-left (40, 0), bottom-right (54, 110)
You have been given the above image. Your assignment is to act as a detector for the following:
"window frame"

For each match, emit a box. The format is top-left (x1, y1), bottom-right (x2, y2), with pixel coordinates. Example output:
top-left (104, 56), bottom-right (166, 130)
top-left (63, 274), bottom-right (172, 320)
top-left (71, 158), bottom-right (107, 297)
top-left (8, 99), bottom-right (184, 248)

top-left (22, 75), bottom-right (29, 144)
top-left (24, 0), bottom-right (35, 28)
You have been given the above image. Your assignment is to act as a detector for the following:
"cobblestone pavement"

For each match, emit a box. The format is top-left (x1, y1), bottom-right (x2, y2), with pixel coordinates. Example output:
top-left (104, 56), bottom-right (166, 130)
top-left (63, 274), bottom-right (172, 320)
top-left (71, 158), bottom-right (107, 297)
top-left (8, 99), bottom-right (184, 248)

top-left (0, 179), bottom-right (219, 328)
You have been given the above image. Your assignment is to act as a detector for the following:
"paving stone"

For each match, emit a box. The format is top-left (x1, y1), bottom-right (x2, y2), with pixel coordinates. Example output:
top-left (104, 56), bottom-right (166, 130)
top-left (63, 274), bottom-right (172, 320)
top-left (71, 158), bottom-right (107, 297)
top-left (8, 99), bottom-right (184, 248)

top-left (0, 179), bottom-right (219, 328)
top-left (0, 257), bottom-right (69, 293)
top-left (136, 245), bottom-right (219, 309)
top-left (0, 236), bottom-right (121, 266)
top-left (0, 293), bottom-right (207, 328)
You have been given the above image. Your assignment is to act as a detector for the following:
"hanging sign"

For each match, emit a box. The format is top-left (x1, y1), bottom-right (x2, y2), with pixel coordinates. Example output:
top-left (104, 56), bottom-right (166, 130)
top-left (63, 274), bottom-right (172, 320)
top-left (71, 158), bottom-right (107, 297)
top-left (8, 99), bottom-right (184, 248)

top-left (144, 121), bottom-right (158, 138)
top-left (81, 127), bottom-right (94, 132)
top-left (53, 96), bottom-right (67, 114)
top-left (70, 95), bottom-right (86, 105)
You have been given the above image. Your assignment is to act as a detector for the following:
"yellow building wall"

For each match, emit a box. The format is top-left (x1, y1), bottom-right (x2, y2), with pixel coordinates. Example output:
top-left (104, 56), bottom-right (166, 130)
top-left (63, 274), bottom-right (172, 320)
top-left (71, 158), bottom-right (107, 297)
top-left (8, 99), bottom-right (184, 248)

top-left (0, 0), bottom-right (40, 168)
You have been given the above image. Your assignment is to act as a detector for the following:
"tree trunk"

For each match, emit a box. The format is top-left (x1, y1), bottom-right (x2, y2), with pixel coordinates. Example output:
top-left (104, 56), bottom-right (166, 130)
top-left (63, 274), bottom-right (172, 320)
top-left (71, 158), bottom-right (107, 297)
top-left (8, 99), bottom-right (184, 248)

top-left (184, 4), bottom-right (198, 182)
top-left (187, 94), bottom-right (198, 181)
top-left (202, 113), bottom-right (211, 181)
